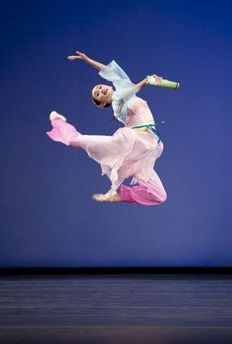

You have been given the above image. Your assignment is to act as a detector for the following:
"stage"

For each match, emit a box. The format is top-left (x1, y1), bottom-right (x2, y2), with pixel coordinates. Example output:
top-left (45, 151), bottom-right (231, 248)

top-left (0, 271), bottom-right (231, 343)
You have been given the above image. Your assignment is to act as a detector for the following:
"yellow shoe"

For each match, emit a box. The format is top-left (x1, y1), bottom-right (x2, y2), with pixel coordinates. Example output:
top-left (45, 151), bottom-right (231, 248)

top-left (92, 189), bottom-right (120, 202)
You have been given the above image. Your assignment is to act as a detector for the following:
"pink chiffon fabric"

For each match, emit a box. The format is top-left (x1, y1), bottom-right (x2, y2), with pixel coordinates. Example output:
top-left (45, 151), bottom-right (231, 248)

top-left (47, 97), bottom-right (167, 205)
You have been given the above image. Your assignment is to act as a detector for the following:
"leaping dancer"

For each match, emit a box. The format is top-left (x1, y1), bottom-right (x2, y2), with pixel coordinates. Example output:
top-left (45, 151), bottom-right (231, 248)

top-left (47, 51), bottom-right (179, 205)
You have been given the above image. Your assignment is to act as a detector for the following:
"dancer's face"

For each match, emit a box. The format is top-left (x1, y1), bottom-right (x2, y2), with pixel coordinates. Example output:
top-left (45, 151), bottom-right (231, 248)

top-left (91, 84), bottom-right (114, 106)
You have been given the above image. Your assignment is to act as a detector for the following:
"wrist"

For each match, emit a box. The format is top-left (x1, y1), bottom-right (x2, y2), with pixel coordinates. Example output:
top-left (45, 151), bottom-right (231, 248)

top-left (139, 78), bottom-right (148, 88)
top-left (143, 78), bottom-right (148, 86)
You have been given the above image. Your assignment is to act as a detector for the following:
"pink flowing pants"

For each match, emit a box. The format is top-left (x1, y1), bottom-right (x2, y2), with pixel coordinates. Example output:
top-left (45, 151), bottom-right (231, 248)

top-left (47, 118), bottom-right (167, 206)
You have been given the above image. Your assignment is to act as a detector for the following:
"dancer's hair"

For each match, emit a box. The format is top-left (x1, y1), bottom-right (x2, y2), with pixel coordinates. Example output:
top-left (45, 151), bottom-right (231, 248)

top-left (91, 97), bottom-right (111, 108)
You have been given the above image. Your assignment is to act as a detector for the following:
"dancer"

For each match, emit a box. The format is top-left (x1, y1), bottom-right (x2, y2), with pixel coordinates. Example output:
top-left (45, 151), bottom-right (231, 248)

top-left (47, 51), bottom-right (168, 205)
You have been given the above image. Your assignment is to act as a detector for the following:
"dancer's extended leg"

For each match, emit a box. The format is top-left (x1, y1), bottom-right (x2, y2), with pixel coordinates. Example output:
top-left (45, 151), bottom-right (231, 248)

top-left (47, 112), bottom-right (122, 151)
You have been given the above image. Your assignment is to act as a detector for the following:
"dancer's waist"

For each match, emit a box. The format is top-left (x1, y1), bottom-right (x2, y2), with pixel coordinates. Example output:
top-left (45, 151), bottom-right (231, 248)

top-left (131, 121), bottom-right (155, 131)
top-left (131, 122), bottom-right (161, 142)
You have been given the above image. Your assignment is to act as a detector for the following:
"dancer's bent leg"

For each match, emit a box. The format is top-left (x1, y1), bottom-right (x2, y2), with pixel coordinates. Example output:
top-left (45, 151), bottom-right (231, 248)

top-left (119, 172), bottom-right (167, 206)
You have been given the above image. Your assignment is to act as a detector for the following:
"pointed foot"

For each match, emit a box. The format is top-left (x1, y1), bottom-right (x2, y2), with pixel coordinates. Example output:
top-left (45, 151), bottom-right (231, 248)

top-left (49, 111), bottom-right (67, 122)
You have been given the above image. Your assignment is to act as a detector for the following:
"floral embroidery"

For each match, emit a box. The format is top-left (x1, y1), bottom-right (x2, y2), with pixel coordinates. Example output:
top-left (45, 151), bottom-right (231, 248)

top-left (127, 99), bottom-right (149, 116)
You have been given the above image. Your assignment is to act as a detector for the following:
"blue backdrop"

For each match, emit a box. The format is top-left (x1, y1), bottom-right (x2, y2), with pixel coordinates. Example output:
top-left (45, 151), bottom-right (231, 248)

top-left (1, 0), bottom-right (231, 267)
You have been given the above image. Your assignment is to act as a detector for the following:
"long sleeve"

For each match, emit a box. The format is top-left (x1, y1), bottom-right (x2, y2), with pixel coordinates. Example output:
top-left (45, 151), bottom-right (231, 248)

top-left (99, 60), bottom-right (133, 87)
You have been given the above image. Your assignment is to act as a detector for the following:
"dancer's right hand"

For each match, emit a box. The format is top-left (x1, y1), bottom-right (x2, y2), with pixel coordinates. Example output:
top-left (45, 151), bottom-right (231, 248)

top-left (67, 51), bottom-right (89, 61)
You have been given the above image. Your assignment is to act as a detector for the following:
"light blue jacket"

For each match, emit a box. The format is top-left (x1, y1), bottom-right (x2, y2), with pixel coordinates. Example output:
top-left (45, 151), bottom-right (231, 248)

top-left (99, 60), bottom-right (137, 124)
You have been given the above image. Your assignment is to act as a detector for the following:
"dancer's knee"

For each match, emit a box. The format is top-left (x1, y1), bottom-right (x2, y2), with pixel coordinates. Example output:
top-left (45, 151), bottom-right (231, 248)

top-left (158, 190), bottom-right (167, 204)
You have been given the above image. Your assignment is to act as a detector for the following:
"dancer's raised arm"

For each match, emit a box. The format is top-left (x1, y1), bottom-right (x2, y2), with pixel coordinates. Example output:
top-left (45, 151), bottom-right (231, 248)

top-left (67, 51), bottom-right (106, 71)
top-left (119, 75), bottom-right (163, 102)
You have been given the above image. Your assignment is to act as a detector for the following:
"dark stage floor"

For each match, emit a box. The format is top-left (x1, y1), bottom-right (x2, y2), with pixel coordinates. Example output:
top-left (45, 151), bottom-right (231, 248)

top-left (0, 273), bottom-right (232, 343)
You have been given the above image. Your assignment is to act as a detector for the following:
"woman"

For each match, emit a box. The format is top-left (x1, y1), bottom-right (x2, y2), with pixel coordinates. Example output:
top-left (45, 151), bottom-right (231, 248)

top-left (47, 51), bottom-right (167, 205)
